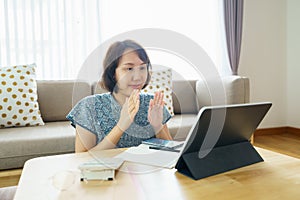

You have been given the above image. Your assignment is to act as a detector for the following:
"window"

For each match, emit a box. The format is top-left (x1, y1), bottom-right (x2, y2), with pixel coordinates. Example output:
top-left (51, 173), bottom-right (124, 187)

top-left (0, 0), bottom-right (230, 80)
top-left (99, 0), bottom-right (231, 79)
top-left (0, 0), bottom-right (101, 79)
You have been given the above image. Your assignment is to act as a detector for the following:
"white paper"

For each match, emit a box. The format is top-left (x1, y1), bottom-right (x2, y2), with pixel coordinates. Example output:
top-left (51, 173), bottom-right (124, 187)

top-left (115, 144), bottom-right (181, 169)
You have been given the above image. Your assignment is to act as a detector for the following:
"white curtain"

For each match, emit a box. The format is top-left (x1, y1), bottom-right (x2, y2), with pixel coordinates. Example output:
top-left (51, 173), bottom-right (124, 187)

top-left (100, 0), bottom-right (232, 79)
top-left (0, 0), bottom-right (101, 80)
top-left (1, 0), bottom-right (230, 80)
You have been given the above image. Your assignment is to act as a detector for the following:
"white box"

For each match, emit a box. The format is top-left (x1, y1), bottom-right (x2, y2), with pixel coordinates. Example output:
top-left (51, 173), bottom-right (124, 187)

top-left (79, 158), bottom-right (124, 181)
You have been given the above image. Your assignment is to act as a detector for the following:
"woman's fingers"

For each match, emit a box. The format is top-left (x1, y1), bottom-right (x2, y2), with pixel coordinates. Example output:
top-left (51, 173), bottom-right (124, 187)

top-left (129, 100), bottom-right (139, 121)
top-left (128, 89), bottom-right (140, 120)
top-left (159, 92), bottom-right (164, 106)
top-left (154, 91), bottom-right (159, 105)
top-left (130, 89), bottom-right (140, 105)
top-left (153, 91), bottom-right (164, 106)
top-left (128, 90), bottom-right (137, 105)
top-left (129, 90), bottom-right (135, 105)
top-left (133, 99), bottom-right (140, 113)
top-left (128, 101), bottom-right (135, 112)
top-left (153, 91), bottom-right (157, 105)
top-left (149, 98), bottom-right (153, 108)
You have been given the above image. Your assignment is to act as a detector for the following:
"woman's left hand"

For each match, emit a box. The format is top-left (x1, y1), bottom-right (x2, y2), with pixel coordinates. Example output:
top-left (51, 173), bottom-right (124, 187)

top-left (148, 91), bottom-right (164, 133)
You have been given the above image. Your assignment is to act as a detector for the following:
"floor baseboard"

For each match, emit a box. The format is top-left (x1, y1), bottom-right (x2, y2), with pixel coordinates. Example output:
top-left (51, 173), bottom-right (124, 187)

top-left (254, 126), bottom-right (300, 136)
top-left (287, 127), bottom-right (300, 135)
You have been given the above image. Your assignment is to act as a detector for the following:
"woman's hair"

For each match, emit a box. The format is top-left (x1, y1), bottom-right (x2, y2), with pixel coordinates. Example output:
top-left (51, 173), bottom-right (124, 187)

top-left (100, 40), bottom-right (152, 93)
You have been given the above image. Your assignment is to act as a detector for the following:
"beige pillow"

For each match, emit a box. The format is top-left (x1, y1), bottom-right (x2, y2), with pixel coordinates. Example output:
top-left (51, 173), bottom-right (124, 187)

top-left (142, 67), bottom-right (174, 116)
top-left (0, 63), bottom-right (44, 128)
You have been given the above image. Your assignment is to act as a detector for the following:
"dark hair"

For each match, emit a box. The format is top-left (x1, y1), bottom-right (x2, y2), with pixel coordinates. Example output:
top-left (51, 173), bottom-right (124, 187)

top-left (100, 40), bottom-right (152, 93)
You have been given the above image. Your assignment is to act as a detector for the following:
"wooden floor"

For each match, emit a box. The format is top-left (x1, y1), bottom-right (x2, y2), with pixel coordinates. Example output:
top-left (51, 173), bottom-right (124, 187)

top-left (0, 169), bottom-right (22, 188)
top-left (0, 133), bottom-right (299, 188)
top-left (254, 133), bottom-right (300, 159)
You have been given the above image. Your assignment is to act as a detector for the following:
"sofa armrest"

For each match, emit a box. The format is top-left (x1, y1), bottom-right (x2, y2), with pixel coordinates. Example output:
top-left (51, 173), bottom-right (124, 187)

top-left (196, 76), bottom-right (250, 109)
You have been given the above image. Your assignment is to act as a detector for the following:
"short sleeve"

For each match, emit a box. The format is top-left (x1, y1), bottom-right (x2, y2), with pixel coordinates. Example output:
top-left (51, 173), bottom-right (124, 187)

top-left (66, 96), bottom-right (97, 135)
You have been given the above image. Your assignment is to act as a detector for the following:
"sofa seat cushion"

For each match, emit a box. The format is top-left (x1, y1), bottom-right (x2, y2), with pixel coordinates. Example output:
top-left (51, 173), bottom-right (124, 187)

top-left (0, 121), bottom-right (75, 169)
top-left (167, 114), bottom-right (198, 140)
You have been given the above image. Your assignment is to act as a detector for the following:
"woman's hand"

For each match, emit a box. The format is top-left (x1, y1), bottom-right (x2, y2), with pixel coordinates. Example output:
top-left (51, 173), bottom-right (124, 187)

top-left (148, 91), bottom-right (164, 133)
top-left (117, 89), bottom-right (140, 132)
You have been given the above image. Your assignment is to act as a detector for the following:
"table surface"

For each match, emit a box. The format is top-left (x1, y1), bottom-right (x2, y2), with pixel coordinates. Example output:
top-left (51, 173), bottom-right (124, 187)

top-left (14, 147), bottom-right (300, 200)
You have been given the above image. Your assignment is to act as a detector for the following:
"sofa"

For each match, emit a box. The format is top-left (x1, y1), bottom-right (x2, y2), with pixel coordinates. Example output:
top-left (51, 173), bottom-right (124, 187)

top-left (0, 76), bottom-right (249, 170)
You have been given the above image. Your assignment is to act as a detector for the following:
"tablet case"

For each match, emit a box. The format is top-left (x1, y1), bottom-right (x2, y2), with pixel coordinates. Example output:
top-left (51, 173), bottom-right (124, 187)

top-left (175, 102), bottom-right (271, 180)
top-left (175, 141), bottom-right (263, 180)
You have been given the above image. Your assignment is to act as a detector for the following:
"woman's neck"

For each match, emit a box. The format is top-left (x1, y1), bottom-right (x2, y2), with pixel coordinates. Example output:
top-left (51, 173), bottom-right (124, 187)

top-left (112, 92), bottom-right (126, 106)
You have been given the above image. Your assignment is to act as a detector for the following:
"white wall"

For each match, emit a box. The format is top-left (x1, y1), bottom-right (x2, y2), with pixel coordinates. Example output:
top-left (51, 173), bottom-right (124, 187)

top-left (239, 0), bottom-right (287, 128)
top-left (287, 0), bottom-right (300, 127)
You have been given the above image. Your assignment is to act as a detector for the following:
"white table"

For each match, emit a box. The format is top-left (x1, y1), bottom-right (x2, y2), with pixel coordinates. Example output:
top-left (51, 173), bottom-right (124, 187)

top-left (14, 148), bottom-right (300, 200)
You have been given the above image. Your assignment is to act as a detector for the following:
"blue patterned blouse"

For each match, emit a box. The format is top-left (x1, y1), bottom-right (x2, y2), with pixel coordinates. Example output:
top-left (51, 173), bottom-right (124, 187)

top-left (66, 93), bottom-right (172, 148)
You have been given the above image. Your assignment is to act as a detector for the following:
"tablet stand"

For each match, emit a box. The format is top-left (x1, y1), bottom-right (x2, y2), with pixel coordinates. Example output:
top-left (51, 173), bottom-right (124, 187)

top-left (175, 141), bottom-right (263, 180)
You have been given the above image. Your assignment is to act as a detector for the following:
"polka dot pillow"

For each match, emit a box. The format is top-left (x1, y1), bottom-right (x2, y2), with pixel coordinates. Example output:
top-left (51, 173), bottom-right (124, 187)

top-left (142, 67), bottom-right (174, 116)
top-left (0, 63), bottom-right (44, 128)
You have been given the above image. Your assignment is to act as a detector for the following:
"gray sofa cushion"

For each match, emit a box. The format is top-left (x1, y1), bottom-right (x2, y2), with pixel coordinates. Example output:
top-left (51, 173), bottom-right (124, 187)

top-left (172, 80), bottom-right (198, 114)
top-left (167, 114), bottom-right (198, 140)
top-left (37, 80), bottom-right (91, 122)
top-left (196, 76), bottom-right (250, 108)
top-left (0, 121), bottom-right (75, 170)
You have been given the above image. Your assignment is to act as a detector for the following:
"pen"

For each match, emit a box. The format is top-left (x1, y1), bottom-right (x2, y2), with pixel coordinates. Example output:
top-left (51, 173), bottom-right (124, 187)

top-left (149, 146), bottom-right (180, 153)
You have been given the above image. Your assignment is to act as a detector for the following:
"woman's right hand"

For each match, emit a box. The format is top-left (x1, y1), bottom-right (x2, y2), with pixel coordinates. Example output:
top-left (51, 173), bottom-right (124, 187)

top-left (117, 89), bottom-right (140, 132)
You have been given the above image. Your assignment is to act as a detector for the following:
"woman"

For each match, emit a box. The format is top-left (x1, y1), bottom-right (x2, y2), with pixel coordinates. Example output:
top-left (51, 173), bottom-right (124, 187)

top-left (67, 40), bottom-right (172, 152)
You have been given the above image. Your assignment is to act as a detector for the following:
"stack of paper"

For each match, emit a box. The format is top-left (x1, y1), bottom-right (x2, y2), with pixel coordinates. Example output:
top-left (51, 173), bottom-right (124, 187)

top-left (115, 144), bottom-right (181, 169)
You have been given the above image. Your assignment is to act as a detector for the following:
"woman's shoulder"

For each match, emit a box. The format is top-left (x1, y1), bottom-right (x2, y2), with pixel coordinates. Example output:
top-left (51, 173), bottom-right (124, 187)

top-left (77, 93), bottom-right (112, 106)
top-left (94, 92), bottom-right (112, 100)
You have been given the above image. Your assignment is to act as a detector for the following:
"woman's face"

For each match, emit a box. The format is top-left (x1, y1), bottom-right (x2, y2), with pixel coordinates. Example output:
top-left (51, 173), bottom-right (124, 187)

top-left (114, 49), bottom-right (148, 97)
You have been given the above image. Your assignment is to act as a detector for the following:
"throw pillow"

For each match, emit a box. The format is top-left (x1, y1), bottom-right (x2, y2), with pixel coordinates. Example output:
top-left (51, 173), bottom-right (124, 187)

top-left (0, 63), bottom-right (44, 128)
top-left (142, 67), bottom-right (174, 116)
